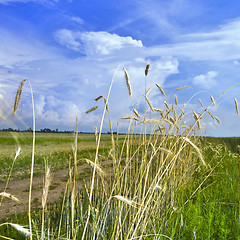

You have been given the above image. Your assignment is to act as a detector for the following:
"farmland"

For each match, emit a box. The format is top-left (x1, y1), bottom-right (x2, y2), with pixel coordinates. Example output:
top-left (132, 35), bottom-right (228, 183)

top-left (0, 131), bottom-right (240, 239)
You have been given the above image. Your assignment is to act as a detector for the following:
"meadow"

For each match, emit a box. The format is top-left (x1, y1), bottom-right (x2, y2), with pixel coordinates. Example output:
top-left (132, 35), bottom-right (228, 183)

top-left (0, 66), bottom-right (240, 239)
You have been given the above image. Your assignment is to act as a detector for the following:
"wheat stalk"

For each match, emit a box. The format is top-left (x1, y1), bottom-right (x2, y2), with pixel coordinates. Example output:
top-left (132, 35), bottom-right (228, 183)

top-left (42, 167), bottom-right (51, 209)
top-left (156, 84), bottom-right (166, 97)
top-left (95, 96), bottom-right (103, 101)
top-left (133, 109), bottom-right (140, 118)
top-left (175, 95), bottom-right (178, 105)
top-left (198, 99), bottom-right (204, 107)
top-left (182, 137), bottom-right (206, 166)
top-left (145, 96), bottom-right (155, 112)
top-left (215, 116), bottom-right (221, 124)
top-left (122, 116), bottom-right (139, 121)
top-left (0, 223), bottom-right (30, 236)
top-left (86, 106), bottom-right (99, 114)
top-left (210, 95), bottom-right (216, 106)
top-left (174, 86), bottom-right (189, 90)
top-left (13, 79), bottom-right (26, 118)
top-left (234, 98), bottom-right (239, 115)
top-left (113, 195), bottom-right (138, 208)
top-left (145, 64), bottom-right (150, 76)
top-left (123, 67), bottom-right (132, 96)
top-left (85, 158), bottom-right (105, 177)
top-left (0, 192), bottom-right (20, 203)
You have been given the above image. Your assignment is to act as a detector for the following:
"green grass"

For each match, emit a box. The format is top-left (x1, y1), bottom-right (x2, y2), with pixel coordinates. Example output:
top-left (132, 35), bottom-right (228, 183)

top-left (1, 66), bottom-right (240, 239)
top-left (0, 132), bottom-right (125, 182)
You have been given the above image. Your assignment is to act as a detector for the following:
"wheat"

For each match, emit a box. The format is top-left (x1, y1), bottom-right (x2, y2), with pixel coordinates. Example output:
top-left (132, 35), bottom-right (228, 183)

top-left (133, 109), bottom-right (140, 118)
top-left (86, 106), bottom-right (99, 114)
top-left (210, 95), bottom-right (216, 106)
top-left (145, 87), bottom-right (151, 96)
top-left (123, 67), bottom-right (132, 96)
top-left (122, 116), bottom-right (139, 121)
top-left (198, 99), bottom-right (204, 107)
top-left (145, 96), bottom-right (154, 111)
top-left (104, 97), bottom-right (109, 111)
top-left (174, 86), bottom-right (189, 90)
top-left (95, 96), bottom-right (103, 101)
top-left (113, 195), bottom-right (137, 208)
top-left (164, 101), bottom-right (170, 110)
top-left (156, 84), bottom-right (166, 97)
top-left (13, 79), bottom-right (26, 118)
top-left (85, 158), bottom-right (105, 177)
top-left (234, 98), bottom-right (239, 115)
top-left (175, 95), bottom-right (178, 105)
top-left (42, 167), bottom-right (51, 209)
top-left (0, 223), bottom-right (30, 236)
top-left (145, 64), bottom-right (150, 76)
top-left (0, 192), bottom-right (20, 203)
top-left (215, 116), bottom-right (221, 124)
top-left (182, 137), bottom-right (206, 166)
top-left (207, 110), bottom-right (215, 120)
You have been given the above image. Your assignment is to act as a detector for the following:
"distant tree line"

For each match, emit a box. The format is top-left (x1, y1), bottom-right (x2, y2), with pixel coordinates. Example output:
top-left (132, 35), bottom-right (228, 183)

top-left (0, 128), bottom-right (73, 133)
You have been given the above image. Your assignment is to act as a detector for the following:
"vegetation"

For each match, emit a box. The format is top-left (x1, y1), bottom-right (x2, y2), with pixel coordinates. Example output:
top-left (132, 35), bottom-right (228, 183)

top-left (0, 65), bottom-right (240, 239)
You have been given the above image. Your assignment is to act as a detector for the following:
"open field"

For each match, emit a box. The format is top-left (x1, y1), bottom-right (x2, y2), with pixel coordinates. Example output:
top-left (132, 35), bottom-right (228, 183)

top-left (0, 132), bottom-right (126, 182)
top-left (1, 131), bottom-right (240, 239)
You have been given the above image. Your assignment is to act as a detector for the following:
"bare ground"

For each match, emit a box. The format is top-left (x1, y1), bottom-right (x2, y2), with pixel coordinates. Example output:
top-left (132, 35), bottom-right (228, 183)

top-left (0, 163), bottom-right (96, 221)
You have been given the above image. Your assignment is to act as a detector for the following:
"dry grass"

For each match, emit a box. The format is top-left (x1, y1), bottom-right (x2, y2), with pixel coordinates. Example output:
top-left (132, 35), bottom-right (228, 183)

top-left (1, 65), bottom-right (240, 239)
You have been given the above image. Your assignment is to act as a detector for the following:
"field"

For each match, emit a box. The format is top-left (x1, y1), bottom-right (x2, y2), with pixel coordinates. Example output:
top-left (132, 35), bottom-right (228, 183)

top-left (0, 131), bottom-right (122, 182)
top-left (1, 68), bottom-right (240, 240)
top-left (0, 131), bottom-right (240, 239)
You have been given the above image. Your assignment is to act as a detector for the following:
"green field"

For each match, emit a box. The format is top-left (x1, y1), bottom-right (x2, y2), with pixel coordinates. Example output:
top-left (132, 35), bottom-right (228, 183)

top-left (0, 131), bottom-right (125, 182)
top-left (0, 131), bottom-right (240, 239)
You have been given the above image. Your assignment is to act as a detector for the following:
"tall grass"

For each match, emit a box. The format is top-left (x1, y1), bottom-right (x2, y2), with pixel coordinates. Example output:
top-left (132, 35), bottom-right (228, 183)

top-left (1, 66), bottom-right (240, 239)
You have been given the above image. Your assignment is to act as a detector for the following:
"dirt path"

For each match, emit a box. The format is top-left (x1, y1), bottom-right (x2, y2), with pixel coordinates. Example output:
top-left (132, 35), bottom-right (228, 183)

top-left (0, 163), bottom-right (96, 221)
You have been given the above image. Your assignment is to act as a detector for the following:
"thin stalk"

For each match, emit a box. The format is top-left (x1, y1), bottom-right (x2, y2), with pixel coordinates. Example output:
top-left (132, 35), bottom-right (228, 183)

top-left (27, 79), bottom-right (35, 240)
top-left (81, 65), bottom-right (121, 240)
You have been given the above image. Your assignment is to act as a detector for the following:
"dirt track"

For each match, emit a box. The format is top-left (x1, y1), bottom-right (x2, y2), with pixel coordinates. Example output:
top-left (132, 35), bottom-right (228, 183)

top-left (0, 163), bottom-right (93, 220)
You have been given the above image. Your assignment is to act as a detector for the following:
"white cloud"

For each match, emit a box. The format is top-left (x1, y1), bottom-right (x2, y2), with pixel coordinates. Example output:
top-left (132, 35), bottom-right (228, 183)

top-left (142, 18), bottom-right (240, 62)
top-left (81, 31), bottom-right (143, 55)
top-left (54, 30), bottom-right (143, 55)
top-left (193, 71), bottom-right (218, 89)
top-left (54, 29), bottom-right (82, 51)
top-left (35, 95), bottom-right (46, 116)
top-left (70, 16), bottom-right (84, 25)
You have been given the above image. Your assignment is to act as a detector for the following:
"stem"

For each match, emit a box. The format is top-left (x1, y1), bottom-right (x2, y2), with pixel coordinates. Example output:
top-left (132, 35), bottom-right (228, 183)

top-left (81, 65), bottom-right (121, 240)
top-left (27, 79), bottom-right (35, 240)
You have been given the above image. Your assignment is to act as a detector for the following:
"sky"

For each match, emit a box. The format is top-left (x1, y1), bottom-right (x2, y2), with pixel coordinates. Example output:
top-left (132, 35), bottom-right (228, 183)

top-left (0, 0), bottom-right (240, 136)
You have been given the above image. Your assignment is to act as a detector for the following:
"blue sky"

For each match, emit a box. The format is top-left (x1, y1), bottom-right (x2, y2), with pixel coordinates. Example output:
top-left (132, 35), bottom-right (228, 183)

top-left (0, 0), bottom-right (240, 136)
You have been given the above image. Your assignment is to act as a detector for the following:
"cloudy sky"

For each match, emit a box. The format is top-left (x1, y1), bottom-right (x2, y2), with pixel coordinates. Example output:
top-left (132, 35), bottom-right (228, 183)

top-left (0, 0), bottom-right (240, 136)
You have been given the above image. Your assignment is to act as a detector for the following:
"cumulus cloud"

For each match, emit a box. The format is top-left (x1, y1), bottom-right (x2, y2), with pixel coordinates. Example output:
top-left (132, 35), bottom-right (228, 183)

top-left (193, 71), bottom-right (218, 89)
top-left (54, 30), bottom-right (143, 55)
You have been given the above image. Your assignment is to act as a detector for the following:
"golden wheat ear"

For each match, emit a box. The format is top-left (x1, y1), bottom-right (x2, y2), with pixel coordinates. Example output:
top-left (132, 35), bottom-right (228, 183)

top-left (234, 98), bottom-right (239, 115)
top-left (123, 67), bottom-right (132, 96)
top-left (86, 106), bottom-right (99, 114)
top-left (13, 79), bottom-right (27, 118)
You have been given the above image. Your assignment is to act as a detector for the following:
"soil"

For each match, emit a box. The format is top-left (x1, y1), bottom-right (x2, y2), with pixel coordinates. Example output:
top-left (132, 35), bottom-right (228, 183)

top-left (0, 163), bottom-right (95, 221)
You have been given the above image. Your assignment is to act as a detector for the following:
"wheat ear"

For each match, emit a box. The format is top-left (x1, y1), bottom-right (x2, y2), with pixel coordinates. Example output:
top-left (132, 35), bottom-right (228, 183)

top-left (13, 79), bottom-right (26, 118)
top-left (123, 67), bottom-right (132, 96)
